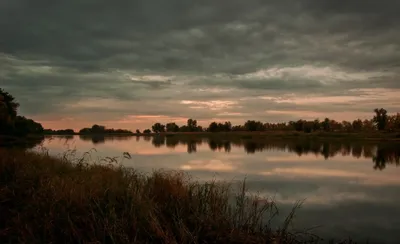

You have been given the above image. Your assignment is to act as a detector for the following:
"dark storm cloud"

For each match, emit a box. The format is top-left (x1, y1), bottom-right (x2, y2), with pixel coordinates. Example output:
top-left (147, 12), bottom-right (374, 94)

top-left (1, 0), bottom-right (399, 126)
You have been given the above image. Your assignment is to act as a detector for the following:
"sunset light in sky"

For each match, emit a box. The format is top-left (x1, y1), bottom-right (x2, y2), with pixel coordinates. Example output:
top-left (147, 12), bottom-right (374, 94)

top-left (1, 0), bottom-right (399, 130)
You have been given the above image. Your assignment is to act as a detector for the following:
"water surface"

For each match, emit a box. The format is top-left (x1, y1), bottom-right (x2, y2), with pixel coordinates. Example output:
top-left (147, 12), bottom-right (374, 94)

top-left (36, 135), bottom-right (400, 243)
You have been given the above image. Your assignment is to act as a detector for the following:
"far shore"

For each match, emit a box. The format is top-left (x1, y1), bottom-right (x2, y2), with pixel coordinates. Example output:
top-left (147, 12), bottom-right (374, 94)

top-left (2, 131), bottom-right (400, 147)
top-left (45, 130), bottom-right (400, 141)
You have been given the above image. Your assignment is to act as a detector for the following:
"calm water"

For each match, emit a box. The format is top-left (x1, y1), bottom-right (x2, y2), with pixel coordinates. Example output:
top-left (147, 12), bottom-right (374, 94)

top-left (34, 135), bottom-right (400, 243)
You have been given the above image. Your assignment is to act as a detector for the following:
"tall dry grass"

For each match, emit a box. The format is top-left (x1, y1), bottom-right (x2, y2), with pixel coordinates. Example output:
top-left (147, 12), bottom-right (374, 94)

top-left (0, 149), bottom-right (334, 243)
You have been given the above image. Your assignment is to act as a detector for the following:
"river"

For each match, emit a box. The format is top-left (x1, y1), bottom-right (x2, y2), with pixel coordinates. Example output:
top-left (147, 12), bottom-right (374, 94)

top-left (33, 135), bottom-right (400, 243)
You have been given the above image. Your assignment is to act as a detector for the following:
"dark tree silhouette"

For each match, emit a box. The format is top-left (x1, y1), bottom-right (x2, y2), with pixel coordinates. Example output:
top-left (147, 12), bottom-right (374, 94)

top-left (166, 122), bottom-right (180, 132)
top-left (187, 118), bottom-right (198, 132)
top-left (373, 108), bottom-right (388, 131)
top-left (151, 123), bottom-right (165, 133)
top-left (0, 88), bottom-right (19, 121)
top-left (352, 119), bottom-right (363, 131)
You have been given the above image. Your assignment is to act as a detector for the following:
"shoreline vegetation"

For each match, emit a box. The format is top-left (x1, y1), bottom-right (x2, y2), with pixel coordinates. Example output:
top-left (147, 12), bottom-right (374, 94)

top-left (0, 149), bottom-right (359, 244)
top-left (50, 130), bottom-right (400, 140)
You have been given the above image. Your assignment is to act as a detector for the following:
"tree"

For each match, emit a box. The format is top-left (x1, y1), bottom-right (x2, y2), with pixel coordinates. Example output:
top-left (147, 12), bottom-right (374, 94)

top-left (341, 121), bottom-right (352, 132)
top-left (208, 122), bottom-right (219, 132)
top-left (0, 88), bottom-right (19, 120)
top-left (387, 113), bottom-right (400, 131)
top-left (321, 118), bottom-right (331, 132)
top-left (223, 121), bottom-right (232, 131)
top-left (187, 118), bottom-right (198, 132)
top-left (312, 119), bottom-right (321, 131)
top-left (79, 128), bottom-right (91, 134)
top-left (151, 123), bottom-right (165, 133)
top-left (293, 120), bottom-right (305, 132)
top-left (362, 119), bottom-right (375, 131)
top-left (91, 124), bottom-right (106, 133)
top-left (14, 116), bottom-right (44, 136)
top-left (166, 122), bottom-right (180, 132)
top-left (244, 120), bottom-right (264, 131)
top-left (373, 108), bottom-right (388, 131)
top-left (143, 129), bottom-right (151, 134)
top-left (136, 129), bottom-right (141, 134)
top-left (0, 88), bottom-right (20, 133)
top-left (352, 119), bottom-right (363, 131)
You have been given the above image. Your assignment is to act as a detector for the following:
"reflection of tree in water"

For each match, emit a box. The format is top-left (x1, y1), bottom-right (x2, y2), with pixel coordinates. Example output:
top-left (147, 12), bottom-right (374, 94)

top-left (352, 144), bottom-right (363, 158)
top-left (166, 137), bottom-right (180, 148)
top-left (136, 136), bottom-right (140, 142)
top-left (3, 135), bottom-right (45, 150)
top-left (187, 140), bottom-right (197, 153)
top-left (321, 143), bottom-right (330, 159)
top-left (341, 144), bottom-right (352, 156)
top-left (92, 136), bottom-right (105, 144)
top-left (290, 140), bottom-right (322, 156)
top-left (80, 135), bottom-right (400, 171)
top-left (223, 141), bottom-right (231, 153)
top-left (79, 135), bottom-right (132, 145)
top-left (243, 141), bottom-right (264, 154)
top-left (373, 145), bottom-right (400, 170)
top-left (363, 145), bottom-right (374, 158)
top-left (151, 136), bottom-right (165, 148)
top-left (208, 139), bottom-right (231, 153)
top-left (80, 135), bottom-right (105, 144)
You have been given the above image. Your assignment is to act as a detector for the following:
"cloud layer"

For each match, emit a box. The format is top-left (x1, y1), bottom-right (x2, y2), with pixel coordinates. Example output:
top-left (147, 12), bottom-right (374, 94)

top-left (1, 0), bottom-right (399, 129)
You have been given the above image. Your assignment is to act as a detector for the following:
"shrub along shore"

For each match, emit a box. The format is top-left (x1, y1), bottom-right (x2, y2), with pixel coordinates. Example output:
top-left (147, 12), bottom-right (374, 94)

top-left (0, 149), bottom-right (362, 243)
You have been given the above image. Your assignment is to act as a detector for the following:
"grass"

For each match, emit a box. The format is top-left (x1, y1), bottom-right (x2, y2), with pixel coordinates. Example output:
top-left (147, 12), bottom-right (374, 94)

top-left (0, 149), bottom-right (361, 244)
top-left (0, 149), bottom-right (310, 244)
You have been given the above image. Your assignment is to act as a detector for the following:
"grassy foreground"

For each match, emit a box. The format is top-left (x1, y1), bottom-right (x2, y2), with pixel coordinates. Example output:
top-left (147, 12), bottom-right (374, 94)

top-left (0, 149), bottom-right (355, 244)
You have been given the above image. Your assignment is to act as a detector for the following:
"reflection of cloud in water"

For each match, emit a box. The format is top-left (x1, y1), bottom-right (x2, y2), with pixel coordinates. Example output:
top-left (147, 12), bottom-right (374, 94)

top-left (255, 189), bottom-right (372, 205)
top-left (181, 159), bottom-right (236, 172)
top-left (264, 154), bottom-right (364, 163)
top-left (37, 136), bottom-right (400, 243)
top-left (260, 167), bottom-right (365, 178)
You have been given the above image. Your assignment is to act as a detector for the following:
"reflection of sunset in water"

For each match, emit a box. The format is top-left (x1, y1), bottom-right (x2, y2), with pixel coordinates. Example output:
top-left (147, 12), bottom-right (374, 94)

top-left (35, 135), bottom-right (400, 243)
top-left (181, 159), bottom-right (237, 171)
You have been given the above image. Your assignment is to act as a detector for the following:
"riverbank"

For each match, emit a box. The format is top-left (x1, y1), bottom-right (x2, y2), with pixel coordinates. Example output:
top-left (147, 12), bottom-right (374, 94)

top-left (0, 149), bottom-right (328, 244)
top-left (40, 130), bottom-right (400, 141)
top-left (8, 149), bottom-right (380, 243)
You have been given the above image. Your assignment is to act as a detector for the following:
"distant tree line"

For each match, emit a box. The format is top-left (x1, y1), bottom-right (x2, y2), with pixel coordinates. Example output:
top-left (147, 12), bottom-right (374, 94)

top-left (139, 109), bottom-right (399, 134)
top-left (43, 129), bottom-right (75, 135)
top-left (79, 124), bottom-right (133, 135)
top-left (1, 88), bottom-right (399, 136)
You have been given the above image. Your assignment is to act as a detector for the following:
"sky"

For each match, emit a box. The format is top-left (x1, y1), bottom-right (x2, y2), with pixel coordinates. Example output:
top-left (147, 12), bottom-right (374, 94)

top-left (1, 0), bottom-right (399, 130)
